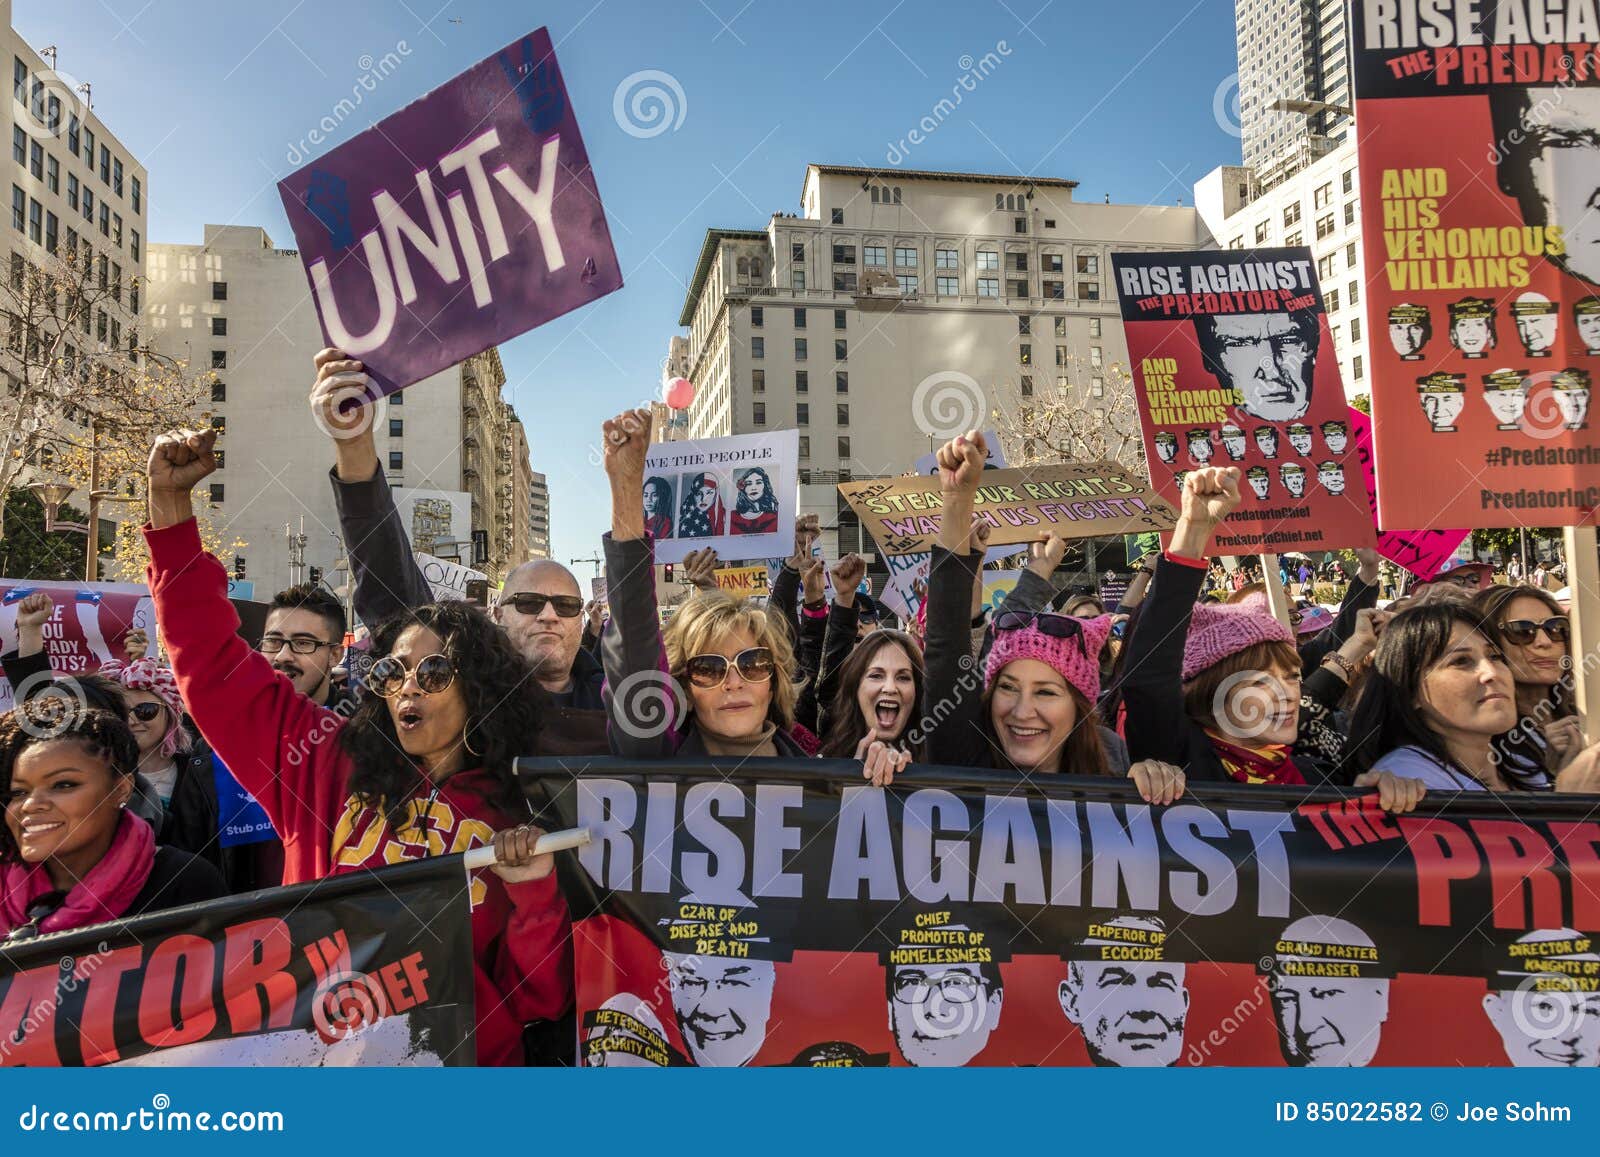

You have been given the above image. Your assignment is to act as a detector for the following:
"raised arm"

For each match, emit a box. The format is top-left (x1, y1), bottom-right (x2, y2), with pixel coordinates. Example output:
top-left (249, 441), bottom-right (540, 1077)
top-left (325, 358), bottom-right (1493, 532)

top-left (922, 431), bottom-right (992, 768)
top-left (599, 408), bottom-right (679, 758)
top-left (315, 348), bottom-right (430, 627)
top-left (1302, 547), bottom-right (1381, 669)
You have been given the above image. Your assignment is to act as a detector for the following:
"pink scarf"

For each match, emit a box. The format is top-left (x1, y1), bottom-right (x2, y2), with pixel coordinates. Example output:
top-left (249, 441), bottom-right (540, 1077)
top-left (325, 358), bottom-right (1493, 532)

top-left (1, 811), bottom-right (157, 937)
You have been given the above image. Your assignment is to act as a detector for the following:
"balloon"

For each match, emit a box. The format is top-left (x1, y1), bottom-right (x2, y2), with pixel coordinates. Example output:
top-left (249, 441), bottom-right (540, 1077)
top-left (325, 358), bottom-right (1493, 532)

top-left (664, 377), bottom-right (696, 410)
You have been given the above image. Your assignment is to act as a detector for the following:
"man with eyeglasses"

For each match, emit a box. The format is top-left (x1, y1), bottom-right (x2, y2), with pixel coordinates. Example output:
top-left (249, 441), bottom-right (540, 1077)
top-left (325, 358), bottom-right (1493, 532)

top-left (260, 583), bottom-right (349, 709)
top-left (882, 917), bottom-right (1005, 1067)
top-left (315, 354), bottom-right (607, 754)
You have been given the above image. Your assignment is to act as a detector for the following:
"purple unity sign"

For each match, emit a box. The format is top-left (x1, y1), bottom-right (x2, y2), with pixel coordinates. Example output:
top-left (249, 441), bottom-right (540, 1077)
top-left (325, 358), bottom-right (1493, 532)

top-left (277, 27), bottom-right (622, 394)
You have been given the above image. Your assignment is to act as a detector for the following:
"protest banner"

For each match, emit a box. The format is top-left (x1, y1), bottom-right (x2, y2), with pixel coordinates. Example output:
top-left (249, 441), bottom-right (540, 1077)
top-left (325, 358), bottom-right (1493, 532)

top-left (277, 27), bottom-right (623, 395)
top-left (0, 581), bottom-right (153, 712)
top-left (591, 576), bottom-right (608, 605)
top-left (838, 461), bottom-right (1176, 558)
top-left (714, 565), bottom-right (769, 596)
top-left (0, 858), bottom-right (475, 1067)
top-left (415, 552), bottom-right (489, 602)
top-left (878, 550), bottom-right (931, 620)
top-left (644, 429), bottom-right (798, 565)
top-left (1111, 248), bottom-right (1377, 554)
top-left (523, 757), bottom-right (1600, 1068)
top-left (1351, 2), bottom-right (1600, 528)
top-left (1347, 408), bottom-right (1470, 581)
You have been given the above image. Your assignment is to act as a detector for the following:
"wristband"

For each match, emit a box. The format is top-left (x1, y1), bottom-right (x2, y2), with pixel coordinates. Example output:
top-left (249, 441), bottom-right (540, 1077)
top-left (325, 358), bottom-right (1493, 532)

top-left (1322, 652), bottom-right (1355, 680)
top-left (801, 603), bottom-right (828, 619)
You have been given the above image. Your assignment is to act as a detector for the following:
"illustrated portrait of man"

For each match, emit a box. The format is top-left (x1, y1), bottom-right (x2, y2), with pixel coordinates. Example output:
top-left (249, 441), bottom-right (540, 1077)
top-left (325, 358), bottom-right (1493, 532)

top-left (661, 902), bottom-right (789, 1068)
top-left (1280, 462), bottom-right (1308, 498)
top-left (1481, 369), bottom-right (1529, 431)
top-left (882, 916), bottom-right (1005, 1067)
top-left (1490, 85), bottom-right (1600, 286)
top-left (582, 994), bottom-right (676, 1068)
top-left (1059, 915), bottom-right (1188, 1068)
top-left (1219, 422), bottom-right (1247, 460)
top-left (1253, 426), bottom-right (1279, 459)
top-left (1153, 430), bottom-right (1179, 464)
top-left (1246, 464), bottom-right (1270, 500)
top-left (1185, 428), bottom-right (1213, 464)
top-left (1448, 298), bottom-right (1497, 358)
top-left (1193, 309), bottom-right (1319, 422)
top-left (1417, 373), bottom-right (1467, 432)
top-left (1482, 928), bottom-right (1600, 1068)
top-left (1320, 420), bottom-right (1348, 453)
top-left (1575, 297), bottom-right (1600, 354)
top-left (1554, 368), bottom-right (1592, 430)
top-left (1510, 292), bottom-right (1559, 358)
top-left (1316, 461), bottom-right (1345, 495)
top-left (1387, 302), bottom-right (1431, 360)
top-left (1268, 915), bottom-right (1390, 1067)
top-left (1286, 422), bottom-right (1313, 456)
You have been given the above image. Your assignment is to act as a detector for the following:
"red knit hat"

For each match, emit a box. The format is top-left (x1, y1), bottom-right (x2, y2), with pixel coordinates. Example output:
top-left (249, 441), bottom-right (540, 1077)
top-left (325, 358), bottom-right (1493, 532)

top-left (985, 613), bottom-right (1114, 705)
top-left (1182, 595), bottom-right (1294, 681)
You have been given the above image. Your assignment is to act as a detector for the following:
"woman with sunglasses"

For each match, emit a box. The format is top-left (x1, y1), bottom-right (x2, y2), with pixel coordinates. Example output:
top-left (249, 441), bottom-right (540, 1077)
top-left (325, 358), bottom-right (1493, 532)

top-left (1470, 585), bottom-right (1586, 774)
top-left (914, 431), bottom-right (1181, 802)
top-left (140, 428), bottom-right (571, 1066)
top-left (599, 409), bottom-right (857, 768)
top-left (1, 700), bottom-right (227, 943)
top-left (1119, 465), bottom-right (1425, 811)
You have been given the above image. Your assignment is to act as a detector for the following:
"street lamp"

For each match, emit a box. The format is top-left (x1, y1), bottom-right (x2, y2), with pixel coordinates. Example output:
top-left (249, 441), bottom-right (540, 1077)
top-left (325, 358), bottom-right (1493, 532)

top-left (26, 481), bottom-right (78, 531)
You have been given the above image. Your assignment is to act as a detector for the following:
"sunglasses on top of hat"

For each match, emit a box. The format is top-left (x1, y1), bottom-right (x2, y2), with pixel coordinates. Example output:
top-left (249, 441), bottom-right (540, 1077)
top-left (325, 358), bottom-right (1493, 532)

top-left (992, 610), bottom-right (1085, 640)
top-left (1498, 616), bottom-right (1569, 646)
top-left (683, 647), bottom-right (776, 688)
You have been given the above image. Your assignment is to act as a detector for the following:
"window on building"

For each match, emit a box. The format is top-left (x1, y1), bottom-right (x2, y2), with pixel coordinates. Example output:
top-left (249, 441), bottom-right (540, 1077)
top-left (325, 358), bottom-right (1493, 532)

top-left (935, 247), bottom-right (958, 269)
top-left (1314, 182), bottom-right (1332, 209)
top-left (792, 242), bottom-right (805, 262)
top-left (1090, 346), bottom-right (1103, 368)
top-left (1284, 202), bottom-right (1301, 226)
top-left (864, 245), bottom-right (886, 266)
top-left (798, 435), bottom-right (810, 458)
top-left (753, 401), bottom-right (766, 425)
top-left (99, 202), bottom-right (108, 236)
top-left (211, 316), bottom-right (226, 336)
top-left (1343, 201), bottom-right (1357, 227)
top-left (831, 243), bottom-right (855, 265)
top-left (977, 250), bottom-right (998, 271)
top-left (389, 451), bottom-right (404, 471)
top-left (209, 484), bottom-right (224, 504)
top-left (1018, 316), bottom-right (1031, 335)
top-left (131, 176), bottom-right (141, 214)
top-left (795, 370), bottom-right (808, 392)
top-left (834, 338), bottom-right (847, 360)
top-left (112, 157), bottom-right (123, 197)
top-left (1076, 254), bottom-right (1099, 275)
top-left (837, 436), bottom-right (850, 459)
top-left (936, 276), bottom-right (958, 295)
top-left (1010, 251), bottom-right (1029, 272)
top-left (98, 144), bottom-right (109, 184)
top-left (1285, 230), bottom-right (1302, 246)
top-left (211, 415), bottom-right (226, 434)
top-left (1317, 253), bottom-right (1335, 280)
top-left (45, 153), bottom-right (58, 195)
top-left (28, 139), bottom-right (40, 179)
top-left (751, 336), bottom-right (764, 358)
top-left (1091, 376), bottom-right (1104, 397)
top-left (1315, 213), bottom-right (1335, 240)
top-left (9, 124), bottom-right (20, 164)
top-left (1352, 354), bottom-right (1364, 381)
top-left (1088, 317), bottom-right (1101, 338)
top-left (43, 210), bottom-right (56, 254)
top-left (10, 185), bottom-right (21, 232)
top-left (1044, 253), bottom-right (1063, 273)
top-left (1348, 280), bottom-right (1359, 305)
top-left (837, 403), bottom-right (849, 426)
top-left (791, 270), bottom-right (805, 291)
top-left (897, 274), bottom-right (917, 294)
top-left (795, 338), bottom-right (807, 360)
top-left (1350, 318), bottom-right (1362, 342)
top-left (1043, 279), bottom-right (1063, 299)
top-left (212, 350), bottom-right (226, 369)
top-left (751, 306), bottom-right (763, 327)
top-left (389, 418), bottom-right (404, 437)
top-left (211, 380), bottom-right (226, 403)
top-left (1009, 279), bottom-right (1028, 298)
top-left (82, 127), bottom-right (94, 166)
top-left (1019, 343), bottom-right (1032, 365)
top-left (1326, 288), bottom-right (1340, 312)
top-left (1077, 281), bottom-right (1100, 300)
top-left (1020, 375), bottom-right (1033, 396)
top-left (1228, 236), bottom-right (1245, 249)
top-left (1254, 221), bottom-right (1269, 245)
top-left (834, 309), bottom-right (846, 329)
top-left (831, 272), bottom-right (856, 292)
top-left (894, 246), bottom-right (917, 267)
top-left (797, 403), bottom-right (809, 425)
top-left (67, 173), bottom-right (78, 210)
top-left (835, 371), bottom-right (848, 393)
top-left (213, 450), bottom-right (224, 469)
top-left (752, 368), bottom-right (765, 392)
top-left (1044, 218), bottom-right (1056, 228)
top-left (1342, 168), bottom-right (1354, 194)
top-left (27, 198), bottom-right (40, 244)
top-left (794, 307), bottom-right (806, 328)
top-left (1014, 217), bottom-right (1027, 233)
top-left (830, 208), bottom-right (843, 225)
top-left (977, 277), bottom-right (999, 297)
top-left (389, 390), bottom-right (402, 405)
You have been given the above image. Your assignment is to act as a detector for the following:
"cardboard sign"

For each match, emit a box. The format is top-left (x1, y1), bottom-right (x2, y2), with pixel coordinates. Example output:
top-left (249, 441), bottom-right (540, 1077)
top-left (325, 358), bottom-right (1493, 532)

top-left (591, 576), bottom-right (608, 604)
top-left (414, 551), bottom-right (488, 601)
top-left (838, 462), bottom-right (1176, 558)
top-left (644, 429), bottom-right (798, 565)
top-left (1347, 408), bottom-right (1470, 581)
top-left (915, 429), bottom-right (1016, 563)
top-left (713, 565), bottom-right (770, 596)
top-left (1352, 3), bottom-right (1600, 529)
top-left (1110, 248), bottom-right (1378, 554)
top-left (277, 27), bottom-right (623, 395)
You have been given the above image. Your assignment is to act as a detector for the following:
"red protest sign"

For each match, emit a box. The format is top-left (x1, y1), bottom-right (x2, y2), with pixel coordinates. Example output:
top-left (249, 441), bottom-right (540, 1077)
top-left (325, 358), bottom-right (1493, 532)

top-left (1348, 407), bottom-right (1469, 581)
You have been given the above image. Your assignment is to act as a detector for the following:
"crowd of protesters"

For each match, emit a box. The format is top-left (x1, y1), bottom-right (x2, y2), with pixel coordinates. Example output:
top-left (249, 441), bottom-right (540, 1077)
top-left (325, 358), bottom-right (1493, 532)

top-left (1, 352), bottom-right (1598, 1065)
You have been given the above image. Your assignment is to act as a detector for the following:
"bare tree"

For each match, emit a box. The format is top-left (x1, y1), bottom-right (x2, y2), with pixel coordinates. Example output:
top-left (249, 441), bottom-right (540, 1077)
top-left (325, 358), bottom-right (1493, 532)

top-left (992, 355), bottom-right (1147, 476)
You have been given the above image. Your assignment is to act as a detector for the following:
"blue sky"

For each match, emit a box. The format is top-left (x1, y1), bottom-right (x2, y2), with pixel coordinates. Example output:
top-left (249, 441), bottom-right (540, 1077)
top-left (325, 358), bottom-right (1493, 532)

top-left (18, 0), bottom-right (1244, 566)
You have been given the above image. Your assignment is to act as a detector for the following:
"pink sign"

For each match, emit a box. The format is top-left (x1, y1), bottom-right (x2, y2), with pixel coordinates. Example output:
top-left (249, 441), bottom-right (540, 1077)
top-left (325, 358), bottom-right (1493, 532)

top-left (1349, 408), bottom-right (1468, 581)
top-left (0, 581), bottom-right (153, 711)
top-left (277, 27), bottom-right (622, 395)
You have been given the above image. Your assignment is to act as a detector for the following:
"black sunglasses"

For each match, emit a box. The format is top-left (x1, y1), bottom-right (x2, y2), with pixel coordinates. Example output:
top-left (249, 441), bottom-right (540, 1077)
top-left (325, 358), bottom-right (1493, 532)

top-left (129, 702), bottom-right (164, 722)
top-left (502, 592), bottom-right (585, 618)
top-left (1499, 617), bottom-right (1570, 646)
top-left (368, 653), bottom-right (455, 697)
top-left (683, 647), bottom-right (776, 688)
top-left (993, 610), bottom-right (1085, 640)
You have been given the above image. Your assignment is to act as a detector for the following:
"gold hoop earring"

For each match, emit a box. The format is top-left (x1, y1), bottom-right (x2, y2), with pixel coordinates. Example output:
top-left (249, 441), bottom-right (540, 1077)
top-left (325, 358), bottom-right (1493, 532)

top-left (463, 724), bottom-right (483, 758)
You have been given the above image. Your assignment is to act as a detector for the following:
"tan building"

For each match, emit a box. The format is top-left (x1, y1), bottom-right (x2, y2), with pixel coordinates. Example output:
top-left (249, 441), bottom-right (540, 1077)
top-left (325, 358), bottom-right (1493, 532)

top-left (527, 468), bottom-right (550, 560)
top-left (672, 163), bottom-right (1206, 560)
top-left (458, 348), bottom-right (535, 581)
top-left (146, 225), bottom-right (529, 593)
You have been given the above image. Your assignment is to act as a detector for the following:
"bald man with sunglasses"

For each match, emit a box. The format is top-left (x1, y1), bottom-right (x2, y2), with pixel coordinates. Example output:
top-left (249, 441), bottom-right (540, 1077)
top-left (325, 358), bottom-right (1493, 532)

top-left (315, 352), bottom-right (606, 754)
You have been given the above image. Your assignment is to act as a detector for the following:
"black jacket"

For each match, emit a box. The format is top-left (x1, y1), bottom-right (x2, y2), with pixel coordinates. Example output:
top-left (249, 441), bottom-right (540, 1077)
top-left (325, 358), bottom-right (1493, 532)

top-left (126, 845), bottom-right (230, 918)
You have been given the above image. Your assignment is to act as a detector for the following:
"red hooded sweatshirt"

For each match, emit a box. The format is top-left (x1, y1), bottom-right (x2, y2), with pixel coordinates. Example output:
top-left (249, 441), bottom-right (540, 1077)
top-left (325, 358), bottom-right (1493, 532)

top-left (145, 518), bottom-right (570, 1065)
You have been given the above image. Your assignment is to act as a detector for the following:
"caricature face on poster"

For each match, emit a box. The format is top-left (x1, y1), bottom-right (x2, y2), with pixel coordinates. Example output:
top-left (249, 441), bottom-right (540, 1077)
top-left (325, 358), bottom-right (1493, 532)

top-left (1269, 916), bottom-right (1390, 1068)
top-left (1059, 916), bottom-right (1188, 1068)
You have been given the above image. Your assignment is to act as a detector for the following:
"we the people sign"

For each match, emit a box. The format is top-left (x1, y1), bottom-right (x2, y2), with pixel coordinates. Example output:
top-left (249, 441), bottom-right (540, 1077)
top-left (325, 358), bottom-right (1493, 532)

top-left (277, 27), bottom-right (622, 394)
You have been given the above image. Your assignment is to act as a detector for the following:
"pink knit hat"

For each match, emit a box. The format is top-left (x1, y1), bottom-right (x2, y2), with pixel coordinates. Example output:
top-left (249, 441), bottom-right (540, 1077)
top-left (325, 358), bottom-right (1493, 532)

top-left (1182, 594), bottom-right (1295, 681)
top-left (985, 613), bottom-right (1114, 705)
